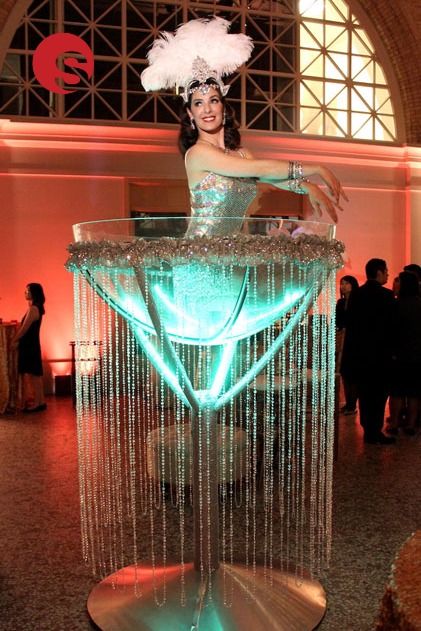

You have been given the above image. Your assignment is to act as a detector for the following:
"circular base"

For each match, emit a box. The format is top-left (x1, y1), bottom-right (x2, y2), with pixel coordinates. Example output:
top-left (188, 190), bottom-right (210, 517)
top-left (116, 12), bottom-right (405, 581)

top-left (87, 563), bottom-right (326, 630)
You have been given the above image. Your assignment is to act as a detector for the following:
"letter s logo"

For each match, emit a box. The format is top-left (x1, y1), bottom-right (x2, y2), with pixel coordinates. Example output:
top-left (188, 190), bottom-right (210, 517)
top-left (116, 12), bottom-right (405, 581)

top-left (32, 33), bottom-right (93, 94)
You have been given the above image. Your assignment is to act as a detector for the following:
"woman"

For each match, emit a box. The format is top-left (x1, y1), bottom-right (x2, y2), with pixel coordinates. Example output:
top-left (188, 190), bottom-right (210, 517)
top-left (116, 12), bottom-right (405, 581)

top-left (336, 275), bottom-right (359, 330)
top-left (178, 81), bottom-right (347, 235)
top-left (388, 271), bottom-right (421, 435)
top-left (141, 17), bottom-right (347, 233)
top-left (12, 283), bottom-right (46, 412)
top-left (335, 275), bottom-right (359, 414)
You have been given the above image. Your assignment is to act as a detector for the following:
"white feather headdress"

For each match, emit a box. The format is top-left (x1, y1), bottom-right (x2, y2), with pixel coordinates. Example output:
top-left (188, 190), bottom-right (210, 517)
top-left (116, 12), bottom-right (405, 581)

top-left (140, 17), bottom-right (253, 101)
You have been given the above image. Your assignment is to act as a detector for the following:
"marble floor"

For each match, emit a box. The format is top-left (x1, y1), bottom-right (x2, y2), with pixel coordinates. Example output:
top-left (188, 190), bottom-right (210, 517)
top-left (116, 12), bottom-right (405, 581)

top-left (0, 396), bottom-right (420, 631)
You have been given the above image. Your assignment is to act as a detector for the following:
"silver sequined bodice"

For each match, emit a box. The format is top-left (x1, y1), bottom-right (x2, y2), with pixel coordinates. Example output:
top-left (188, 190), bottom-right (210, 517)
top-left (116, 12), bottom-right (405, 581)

top-left (185, 172), bottom-right (257, 237)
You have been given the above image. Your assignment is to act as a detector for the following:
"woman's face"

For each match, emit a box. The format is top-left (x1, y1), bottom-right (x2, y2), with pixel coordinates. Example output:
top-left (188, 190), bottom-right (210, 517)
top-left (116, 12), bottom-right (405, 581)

top-left (188, 87), bottom-right (224, 133)
top-left (25, 286), bottom-right (32, 301)
top-left (340, 279), bottom-right (352, 296)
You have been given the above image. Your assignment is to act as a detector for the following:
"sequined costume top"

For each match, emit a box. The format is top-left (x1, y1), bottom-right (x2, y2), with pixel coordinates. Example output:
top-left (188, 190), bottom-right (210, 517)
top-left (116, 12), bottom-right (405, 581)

top-left (185, 152), bottom-right (257, 237)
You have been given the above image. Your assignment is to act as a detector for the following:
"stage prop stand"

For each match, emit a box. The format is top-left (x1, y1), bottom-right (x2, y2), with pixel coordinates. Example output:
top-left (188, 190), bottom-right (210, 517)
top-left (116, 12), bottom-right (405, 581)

top-left (134, 266), bottom-right (219, 578)
top-left (67, 219), bottom-right (343, 631)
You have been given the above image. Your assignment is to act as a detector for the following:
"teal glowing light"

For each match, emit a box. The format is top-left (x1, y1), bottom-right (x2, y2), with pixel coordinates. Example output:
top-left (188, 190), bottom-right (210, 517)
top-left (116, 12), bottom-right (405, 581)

top-left (225, 287), bottom-right (305, 340)
top-left (121, 294), bottom-right (152, 330)
top-left (214, 282), bottom-right (318, 410)
top-left (209, 341), bottom-right (237, 399)
top-left (71, 218), bottom-right (339, 629)
top-left (81, 261), bottom-right (326, 412)
top-left (85, 265), bottom-right (311, 345)
top-left (152, 284), bottom-right (200, 327)
top-left (132, 325), bottom-right (191, 408)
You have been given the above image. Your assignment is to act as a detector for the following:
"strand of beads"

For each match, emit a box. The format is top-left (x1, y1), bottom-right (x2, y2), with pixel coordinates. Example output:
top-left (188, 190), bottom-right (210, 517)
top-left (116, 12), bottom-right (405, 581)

top-left (277, 297), bottom-right (287, 574)
top-left (74, 272), bottom-right (89, 570)
top-left (123, 275), bottom-right (140, 594)
top-left (156, 262), bottom-right (168, 606)
top-left (324, 269), bottom-right (336, 569)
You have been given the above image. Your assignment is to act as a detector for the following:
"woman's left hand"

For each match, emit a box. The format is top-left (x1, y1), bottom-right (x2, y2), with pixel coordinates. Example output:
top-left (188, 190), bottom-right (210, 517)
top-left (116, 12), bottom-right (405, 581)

top-left (317, 166), bottom-right (348, 207)
top-left (303, 181), bottom-right (343, 223)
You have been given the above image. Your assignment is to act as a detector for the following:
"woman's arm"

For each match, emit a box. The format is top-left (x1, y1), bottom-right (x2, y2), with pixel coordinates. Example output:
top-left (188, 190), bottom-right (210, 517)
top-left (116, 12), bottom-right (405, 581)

top-left (187, 144), bottom-right (347, 222)
top-left (187, 143), bottom-right (321, 181)
top-left (12, 306), bottom-right (39, 342)
top-left (266, 178), bottom-right (342, 222)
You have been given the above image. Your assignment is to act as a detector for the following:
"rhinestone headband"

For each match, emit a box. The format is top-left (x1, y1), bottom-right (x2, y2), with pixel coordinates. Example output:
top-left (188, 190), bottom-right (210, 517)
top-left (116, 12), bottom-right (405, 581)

top-left (182, 57), bottom-right (229, 101)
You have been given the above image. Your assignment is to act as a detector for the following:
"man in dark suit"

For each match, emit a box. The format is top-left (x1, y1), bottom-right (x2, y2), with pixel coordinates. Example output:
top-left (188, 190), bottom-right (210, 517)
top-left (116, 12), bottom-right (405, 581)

top-left (345, 258), bottom-right (396, 444)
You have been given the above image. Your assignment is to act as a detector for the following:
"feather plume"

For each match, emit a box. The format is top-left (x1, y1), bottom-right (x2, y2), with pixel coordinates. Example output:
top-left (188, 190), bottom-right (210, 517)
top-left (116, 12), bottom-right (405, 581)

top-left (141, 17), bottom-right (253, 93)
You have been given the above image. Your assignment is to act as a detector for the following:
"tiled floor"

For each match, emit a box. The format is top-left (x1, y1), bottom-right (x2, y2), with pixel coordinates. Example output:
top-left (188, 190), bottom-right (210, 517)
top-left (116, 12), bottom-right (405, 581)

top-left (0, 396), bottom-right (420, 630)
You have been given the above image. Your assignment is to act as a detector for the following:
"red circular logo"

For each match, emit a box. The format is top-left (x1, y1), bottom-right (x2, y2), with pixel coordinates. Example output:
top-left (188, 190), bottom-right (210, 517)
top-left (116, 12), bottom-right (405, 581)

top-left (32, 33), bottom-right (94, 94)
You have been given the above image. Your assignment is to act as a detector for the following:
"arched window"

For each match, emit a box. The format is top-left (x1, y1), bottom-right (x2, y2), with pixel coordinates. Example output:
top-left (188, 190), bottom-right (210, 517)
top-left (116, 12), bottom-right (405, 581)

top-left (0, 0), bottom-right (397, 142)
top-left (298, 0), bottom-right (395, 141)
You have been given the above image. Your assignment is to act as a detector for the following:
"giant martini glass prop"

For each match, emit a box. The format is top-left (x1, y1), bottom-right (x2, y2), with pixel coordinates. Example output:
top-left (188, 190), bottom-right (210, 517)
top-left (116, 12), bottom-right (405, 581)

top-left (67, 216), bottom-right (343, 631)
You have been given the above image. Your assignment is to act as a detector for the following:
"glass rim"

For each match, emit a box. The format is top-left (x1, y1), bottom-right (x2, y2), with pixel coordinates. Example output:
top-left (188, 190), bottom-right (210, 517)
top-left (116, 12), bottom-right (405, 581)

top-left (73, 216), bottom-right (334, 231)
top-left (72, 216), bottom-right (336, 244)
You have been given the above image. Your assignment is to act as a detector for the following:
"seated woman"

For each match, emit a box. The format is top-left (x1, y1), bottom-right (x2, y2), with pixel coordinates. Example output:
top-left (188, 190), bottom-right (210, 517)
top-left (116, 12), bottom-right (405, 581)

top-left (141, 17), bottom-right (347, 235)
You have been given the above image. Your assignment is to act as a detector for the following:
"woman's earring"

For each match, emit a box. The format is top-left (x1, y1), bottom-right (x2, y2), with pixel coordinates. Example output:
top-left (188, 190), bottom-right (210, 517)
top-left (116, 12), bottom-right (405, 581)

top-left (222, 111), bottom-right (226, 126)
top-left (190, 118), bottom-right (196, 130)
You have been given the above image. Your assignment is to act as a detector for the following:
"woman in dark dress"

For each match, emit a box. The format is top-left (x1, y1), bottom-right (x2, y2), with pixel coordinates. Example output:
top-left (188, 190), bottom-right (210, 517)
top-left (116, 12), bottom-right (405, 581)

top-left (336, 275), bottom-right (358, 415)
top-left (12, 283), bottom-right (46, 412)
top-left (336, 275), bottom-right (359, 414)
top-left (388, 271), bottom-right (421, 435)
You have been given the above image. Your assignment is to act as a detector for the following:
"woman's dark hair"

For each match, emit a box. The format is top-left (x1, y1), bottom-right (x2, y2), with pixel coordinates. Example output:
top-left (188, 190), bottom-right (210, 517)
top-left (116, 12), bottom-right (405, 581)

top-left (28, 282), bottom-right (45, 315)
top-left (403, 263), bottom-right (421, 281)
top-left (398, 271), bottom-right (420, 298)
top-left (178, 81), bottom-right (241, 156)
top-left (340, 275), bottom-right (359, 298)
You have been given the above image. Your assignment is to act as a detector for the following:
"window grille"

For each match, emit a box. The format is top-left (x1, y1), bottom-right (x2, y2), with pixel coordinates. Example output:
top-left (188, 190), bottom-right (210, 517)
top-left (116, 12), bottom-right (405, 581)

top-left (0, 0), bottom-right (396, 141)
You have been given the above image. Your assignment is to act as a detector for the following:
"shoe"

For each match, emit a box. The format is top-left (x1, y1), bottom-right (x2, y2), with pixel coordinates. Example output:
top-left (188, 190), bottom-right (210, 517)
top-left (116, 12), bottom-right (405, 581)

top-left (23, 403), bottom-right (47, 413)
top-left (385, 427), bottom-right (399, 435)
top-left (403, 427), bottom-right (416, 436)
top-left (363, 435), bottom-right (378, 444)
top-left (377, 433), bottom-right (396, 444)
top-left (364, 433), bottom-right (396, 445)
top-left (340, 406), bottom-right (357, 415)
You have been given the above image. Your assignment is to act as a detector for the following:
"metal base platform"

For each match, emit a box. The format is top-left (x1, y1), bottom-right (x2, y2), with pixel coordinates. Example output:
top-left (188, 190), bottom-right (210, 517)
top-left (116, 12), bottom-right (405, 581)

top-left (87, 562), bottom-right (326, 630)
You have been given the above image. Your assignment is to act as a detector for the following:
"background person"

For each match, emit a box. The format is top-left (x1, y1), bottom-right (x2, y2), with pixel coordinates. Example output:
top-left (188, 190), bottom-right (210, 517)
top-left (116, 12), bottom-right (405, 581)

top-left (345, 259), bottom-right (396, 444)
top-left (12, 283), bottom-right (46, 412)
top-left (403, 263), bottom-right (421, 287)
top-left (392, 276), bottom-right (400, 298)
top-left (336, 275), bottom-right (359, 415)
top-left (388, 271), bottom-right (421, 435)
